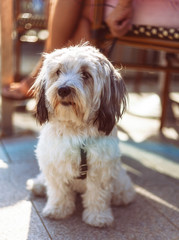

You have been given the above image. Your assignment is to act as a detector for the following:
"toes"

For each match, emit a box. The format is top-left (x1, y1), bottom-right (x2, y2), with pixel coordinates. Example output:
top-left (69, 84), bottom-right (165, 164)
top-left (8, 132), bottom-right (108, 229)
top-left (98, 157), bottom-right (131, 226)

top-left (83, 208), bottom-right (114, 227)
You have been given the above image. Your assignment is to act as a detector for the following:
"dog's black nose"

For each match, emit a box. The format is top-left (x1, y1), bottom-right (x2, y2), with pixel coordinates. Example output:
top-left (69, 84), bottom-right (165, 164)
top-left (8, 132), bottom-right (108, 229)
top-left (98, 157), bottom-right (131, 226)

top-left (58, 86), bottom-right (71, 98)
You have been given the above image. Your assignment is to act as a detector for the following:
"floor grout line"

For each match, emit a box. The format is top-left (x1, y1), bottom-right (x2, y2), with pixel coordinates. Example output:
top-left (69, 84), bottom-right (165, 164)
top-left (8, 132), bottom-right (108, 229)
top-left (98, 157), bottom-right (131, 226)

top-left (31, 200), bottom-right (53, 240)
top-left (0, 139), bottom-right (12, 163)
top-left (144, 196), bottom-right (179, 231)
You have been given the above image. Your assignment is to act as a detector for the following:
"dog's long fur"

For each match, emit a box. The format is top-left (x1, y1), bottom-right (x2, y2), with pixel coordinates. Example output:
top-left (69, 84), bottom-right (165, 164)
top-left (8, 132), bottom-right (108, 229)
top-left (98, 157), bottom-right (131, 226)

top-left (27, 43), bottom-right (135, 227)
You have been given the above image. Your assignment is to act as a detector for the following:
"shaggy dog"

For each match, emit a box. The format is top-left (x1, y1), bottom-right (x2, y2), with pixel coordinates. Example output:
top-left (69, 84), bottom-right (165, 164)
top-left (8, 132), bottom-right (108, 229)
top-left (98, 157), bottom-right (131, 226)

top-left (27, 43), bottom-right (135, 227)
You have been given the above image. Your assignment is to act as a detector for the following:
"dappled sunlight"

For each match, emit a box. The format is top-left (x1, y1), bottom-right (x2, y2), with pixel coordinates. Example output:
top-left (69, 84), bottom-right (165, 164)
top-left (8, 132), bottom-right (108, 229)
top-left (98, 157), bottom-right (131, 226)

top-left (118, 89), bottom-right (179, 144)
top-left (0, 200), bottom-right (32, 240)
top-left (0, 159), bottom-right (8, 169)
top-left (120, 141), bottom-right (179, 179)
top-left (128, 93), bottom-right (161, 118)
top-left (136, 185), bottom-right (179, 212)
top-left (162, 127), bottom-right (179, 140)
top-left (123, 163), bottom-right (143, 177)
top-left (118, 113), bottom-right (160, 143)
top-left (118, 118), bottom-right (178, 144)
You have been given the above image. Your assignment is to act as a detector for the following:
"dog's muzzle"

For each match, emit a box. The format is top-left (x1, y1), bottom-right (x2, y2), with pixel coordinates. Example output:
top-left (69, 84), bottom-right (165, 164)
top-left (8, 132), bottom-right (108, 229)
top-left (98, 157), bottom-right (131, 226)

top-left (58, 86), bottom-right (71, 98)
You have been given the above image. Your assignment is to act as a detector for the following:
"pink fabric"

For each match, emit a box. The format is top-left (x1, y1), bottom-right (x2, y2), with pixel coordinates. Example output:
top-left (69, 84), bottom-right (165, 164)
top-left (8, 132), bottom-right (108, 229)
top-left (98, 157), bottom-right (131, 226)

top-left (132, 0), bottom-right (179, 28)
top-left (86, 0), bottom-right (179, 28)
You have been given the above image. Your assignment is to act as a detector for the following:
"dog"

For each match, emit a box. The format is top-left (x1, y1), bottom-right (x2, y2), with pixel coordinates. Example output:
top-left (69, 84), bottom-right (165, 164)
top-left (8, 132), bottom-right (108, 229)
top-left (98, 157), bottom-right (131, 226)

top-left (27, 43), bottom-right (135, 227)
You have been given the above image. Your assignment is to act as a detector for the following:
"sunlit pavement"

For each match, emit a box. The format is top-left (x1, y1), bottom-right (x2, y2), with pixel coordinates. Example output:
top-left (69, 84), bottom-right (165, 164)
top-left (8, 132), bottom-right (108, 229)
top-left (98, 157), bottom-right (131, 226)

top-left (0, 41), bottom-right (179, 239)
top-left (0, 91), bottom-right (179, 239)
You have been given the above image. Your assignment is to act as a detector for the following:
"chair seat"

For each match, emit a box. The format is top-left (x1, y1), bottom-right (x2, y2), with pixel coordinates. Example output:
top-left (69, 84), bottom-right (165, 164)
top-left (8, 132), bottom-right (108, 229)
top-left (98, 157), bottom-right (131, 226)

top-left (114, 35), bottom-right (179, 53)
top-left (98, 24), bottom-right (179, 53)
top-left (128, 25), bottom-right (179, 42)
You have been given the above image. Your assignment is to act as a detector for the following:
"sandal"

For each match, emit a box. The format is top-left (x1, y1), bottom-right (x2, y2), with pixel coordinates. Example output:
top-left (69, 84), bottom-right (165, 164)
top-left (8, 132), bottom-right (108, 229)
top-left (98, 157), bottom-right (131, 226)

top-left (2, 77), bottom-right (34, 100)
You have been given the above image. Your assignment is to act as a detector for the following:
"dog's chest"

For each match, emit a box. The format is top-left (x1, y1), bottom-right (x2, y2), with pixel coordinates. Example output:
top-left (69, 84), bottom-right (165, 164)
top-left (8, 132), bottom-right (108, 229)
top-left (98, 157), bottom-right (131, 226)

top-left (37, 132), bottom-right (80, 163)
top-left (36, 125), bottom-right (89, 179)
top-left (36, 124), bottom-right (121, 181)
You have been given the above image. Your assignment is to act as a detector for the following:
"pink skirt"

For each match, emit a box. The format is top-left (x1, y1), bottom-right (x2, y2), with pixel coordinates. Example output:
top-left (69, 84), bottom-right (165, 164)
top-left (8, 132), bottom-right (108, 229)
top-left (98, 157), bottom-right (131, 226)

top-left (85, 0), bottom-right (179, 28)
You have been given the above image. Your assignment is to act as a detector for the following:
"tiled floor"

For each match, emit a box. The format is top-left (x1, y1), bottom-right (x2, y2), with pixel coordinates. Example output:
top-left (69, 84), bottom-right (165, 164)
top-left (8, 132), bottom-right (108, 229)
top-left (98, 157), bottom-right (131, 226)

top-left (0, 101), bottom-right (179, 239)
top-left (0, 42), bottom-right (179, 239)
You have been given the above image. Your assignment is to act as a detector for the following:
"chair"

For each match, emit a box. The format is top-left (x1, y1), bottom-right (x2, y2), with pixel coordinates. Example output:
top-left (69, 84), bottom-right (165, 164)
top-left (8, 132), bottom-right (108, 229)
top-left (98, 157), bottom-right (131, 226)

top-left (15, 0), bottom-right (49, 80)
top-left (91, 0), bottom-right (179, 131)
top-left (0, 0), bottom-right (49, 136)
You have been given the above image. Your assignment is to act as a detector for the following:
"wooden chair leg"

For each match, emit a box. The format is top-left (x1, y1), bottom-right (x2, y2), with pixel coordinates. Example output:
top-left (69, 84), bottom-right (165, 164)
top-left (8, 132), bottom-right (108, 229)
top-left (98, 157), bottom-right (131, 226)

top-left (1, 99), bottom-right (14, 136)
top-left (14, 0), bottom-right (21, 81)
top-left (15, 38), bottom-right (21, 81)
top-left (160, 53), bottom-right (173, 130)
top-left (0, 0), bottom-right (14, 136)
top-left (134, 50), bottom-right (147, 93)
top-left (107, 39), bottom-right (117, 58)
top-left (160, 70), bottom-right (171, 130)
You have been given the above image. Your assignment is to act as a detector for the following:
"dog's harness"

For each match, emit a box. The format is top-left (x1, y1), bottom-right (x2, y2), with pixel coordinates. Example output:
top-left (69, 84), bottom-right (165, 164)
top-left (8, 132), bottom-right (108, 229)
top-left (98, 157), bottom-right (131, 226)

top-left (77, 144), bottom-right (88, 180)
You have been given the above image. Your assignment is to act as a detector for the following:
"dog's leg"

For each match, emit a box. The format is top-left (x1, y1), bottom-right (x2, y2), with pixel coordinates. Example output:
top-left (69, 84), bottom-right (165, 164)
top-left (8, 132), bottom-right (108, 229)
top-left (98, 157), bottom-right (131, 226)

top-left (26, 172), bottom-right (46, 197)
top-left (82, 177), bottom-right (114, 227)
top-left (111, 164), bottom-right (135, 206)
top-left (42, 179), bottom-right (76, 219)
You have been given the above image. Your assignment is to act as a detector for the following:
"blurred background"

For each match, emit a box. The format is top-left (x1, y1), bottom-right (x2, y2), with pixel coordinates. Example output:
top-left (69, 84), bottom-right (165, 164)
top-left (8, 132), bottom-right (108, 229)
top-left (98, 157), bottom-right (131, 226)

top-left (0, 1), bottom-right (179, 239)
top-left (0, 0), bottom-right (179, 145)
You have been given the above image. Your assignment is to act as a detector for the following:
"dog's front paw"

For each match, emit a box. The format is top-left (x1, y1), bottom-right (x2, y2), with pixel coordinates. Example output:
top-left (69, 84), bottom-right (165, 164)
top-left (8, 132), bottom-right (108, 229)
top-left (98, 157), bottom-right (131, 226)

top-left (42, 202), bottom-right (75, 219)
top-left (82, 208), bottom-right (114, 227)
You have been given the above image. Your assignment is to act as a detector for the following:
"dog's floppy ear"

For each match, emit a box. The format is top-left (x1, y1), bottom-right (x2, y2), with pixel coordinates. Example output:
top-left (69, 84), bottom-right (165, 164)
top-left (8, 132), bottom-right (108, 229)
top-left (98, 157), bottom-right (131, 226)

top-left (31, 65), bottom-right (49, 125)
top-left (95, 64), bottom-right (127, 135)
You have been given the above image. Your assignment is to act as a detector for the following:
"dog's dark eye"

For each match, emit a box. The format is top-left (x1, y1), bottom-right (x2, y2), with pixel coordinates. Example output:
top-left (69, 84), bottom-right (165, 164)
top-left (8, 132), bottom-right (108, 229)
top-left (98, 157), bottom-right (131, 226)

top-left (56, 69), bottom-right (61, 76)
top-left (81, 71), bottom-right (91, 80)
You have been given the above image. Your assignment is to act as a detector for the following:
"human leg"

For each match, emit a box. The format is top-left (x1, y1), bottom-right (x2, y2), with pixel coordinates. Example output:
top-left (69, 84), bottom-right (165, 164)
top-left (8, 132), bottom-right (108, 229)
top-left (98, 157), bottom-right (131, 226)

top-left (45, 0), bottom-right (84, 51)
top-left (2, 0), bottom-right (84, 99)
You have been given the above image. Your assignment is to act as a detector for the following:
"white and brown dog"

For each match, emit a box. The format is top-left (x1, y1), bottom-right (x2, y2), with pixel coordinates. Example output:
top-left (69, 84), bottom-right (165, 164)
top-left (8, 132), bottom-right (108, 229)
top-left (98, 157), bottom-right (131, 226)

top-left (27, 43), bottom-right (135, 227)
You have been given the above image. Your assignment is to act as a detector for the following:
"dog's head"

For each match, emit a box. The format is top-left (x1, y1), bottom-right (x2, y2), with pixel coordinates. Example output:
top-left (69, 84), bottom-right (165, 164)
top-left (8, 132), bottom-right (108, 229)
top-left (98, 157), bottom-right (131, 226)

top-left (32, 43), bottom-right (127, 135)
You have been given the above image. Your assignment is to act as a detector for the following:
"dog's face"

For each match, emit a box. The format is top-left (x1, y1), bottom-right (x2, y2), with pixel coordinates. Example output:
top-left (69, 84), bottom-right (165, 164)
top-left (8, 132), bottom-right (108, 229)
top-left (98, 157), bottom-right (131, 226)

top-left (32, 44), bottom-right (127, 135)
